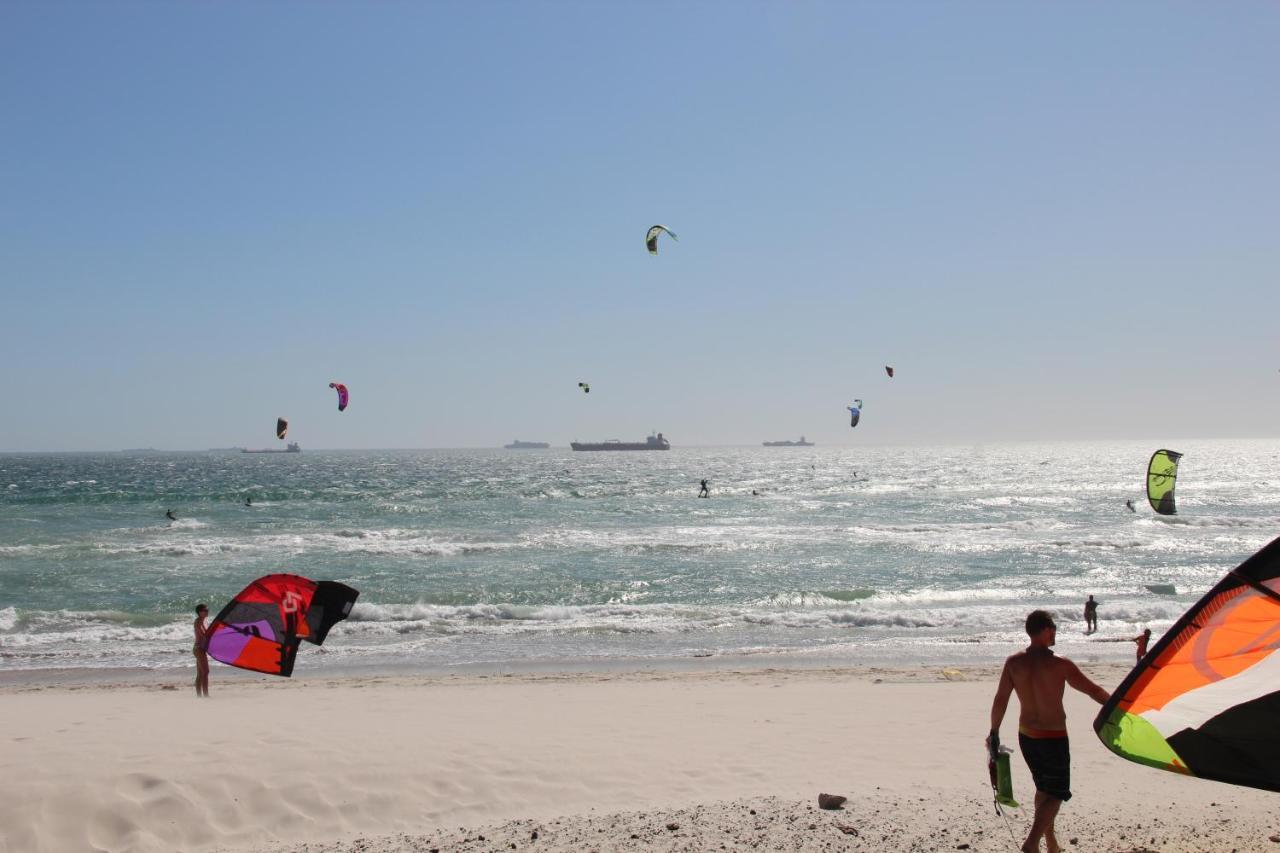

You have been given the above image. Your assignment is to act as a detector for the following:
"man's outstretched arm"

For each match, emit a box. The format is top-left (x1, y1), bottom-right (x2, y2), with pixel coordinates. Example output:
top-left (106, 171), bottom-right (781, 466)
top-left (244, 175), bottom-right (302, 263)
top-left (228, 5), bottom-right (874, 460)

top-left (1066, 661), bottom-right (1112, 705)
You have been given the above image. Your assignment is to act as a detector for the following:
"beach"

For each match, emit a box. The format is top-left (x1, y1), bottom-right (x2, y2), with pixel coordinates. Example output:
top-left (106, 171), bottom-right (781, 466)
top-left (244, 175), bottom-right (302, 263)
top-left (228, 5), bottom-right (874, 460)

top-left (6, 446), bottom-right (1280, 851)
top-left (8, 0), bottom-right (1280, 847)
top-left (3, 662), bottom-right (1278, 853)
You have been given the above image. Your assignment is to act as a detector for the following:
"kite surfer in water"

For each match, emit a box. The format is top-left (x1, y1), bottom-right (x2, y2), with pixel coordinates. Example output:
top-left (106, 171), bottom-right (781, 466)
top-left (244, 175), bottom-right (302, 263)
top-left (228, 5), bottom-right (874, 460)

top-left (989, 610), bottom-right (1110, 853)
top-left (165, 509), bottom-right (177, 521)
top-left (193, 604), bottom-right (210, 697)
top-left (1125, 499), bottom-right (1136, 513)
top-left (698, 479), bottom-right (710, 498)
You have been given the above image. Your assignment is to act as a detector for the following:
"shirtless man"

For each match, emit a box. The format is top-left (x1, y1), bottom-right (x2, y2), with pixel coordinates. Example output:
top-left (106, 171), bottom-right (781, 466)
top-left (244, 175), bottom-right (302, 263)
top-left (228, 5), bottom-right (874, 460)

top-left (193, 604), bottom-right (210, 697)
top-left (988, 610), bottom-right (1110, 853)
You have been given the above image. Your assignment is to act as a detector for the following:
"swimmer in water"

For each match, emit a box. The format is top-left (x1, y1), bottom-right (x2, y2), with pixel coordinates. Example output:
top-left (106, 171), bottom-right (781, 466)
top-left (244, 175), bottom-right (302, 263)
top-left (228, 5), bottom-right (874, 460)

top-left (245, 497), bottom-right (252, 506)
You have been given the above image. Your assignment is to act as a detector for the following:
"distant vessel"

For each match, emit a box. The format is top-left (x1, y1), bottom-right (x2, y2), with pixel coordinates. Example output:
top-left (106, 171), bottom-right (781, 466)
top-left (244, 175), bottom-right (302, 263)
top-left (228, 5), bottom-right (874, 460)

top-left (571, 433), bottom-right (670, 451)
top-left (243, 443), bottom-right (301, 454)
top-left (504, 440), bottom-right (551, 449)
top-left (763, 436), bottom-right (814, 447)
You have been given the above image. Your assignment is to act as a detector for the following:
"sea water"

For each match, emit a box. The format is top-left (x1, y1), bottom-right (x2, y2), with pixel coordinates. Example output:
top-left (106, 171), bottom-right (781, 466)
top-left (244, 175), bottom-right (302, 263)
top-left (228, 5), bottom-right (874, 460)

top-left (2, 440), bottom-right (1279, 677)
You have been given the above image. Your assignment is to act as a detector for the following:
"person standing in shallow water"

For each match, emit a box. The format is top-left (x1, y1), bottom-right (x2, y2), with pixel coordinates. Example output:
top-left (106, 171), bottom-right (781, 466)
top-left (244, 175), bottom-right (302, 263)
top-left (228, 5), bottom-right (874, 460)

top-left (1133, 628), bottom-right (1152, 663)
top-left (989, 610), bottom-right (1110, 853)
top-left (698, 479), bottom-right (710, 498)
top-left (193, 604), bottom-right (210, 697)
top-left (1083, 595), bottom-right (1098, 634)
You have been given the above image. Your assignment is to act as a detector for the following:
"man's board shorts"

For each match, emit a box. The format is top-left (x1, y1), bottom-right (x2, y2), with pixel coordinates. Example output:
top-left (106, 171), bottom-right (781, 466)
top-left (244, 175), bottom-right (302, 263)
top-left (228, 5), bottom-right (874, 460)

top-left (1019, 728), bottom-right (1071, 802)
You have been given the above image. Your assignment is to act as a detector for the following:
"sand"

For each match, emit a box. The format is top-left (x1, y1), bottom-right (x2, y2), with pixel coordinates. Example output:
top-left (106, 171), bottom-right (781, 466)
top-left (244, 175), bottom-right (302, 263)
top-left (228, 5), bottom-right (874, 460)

top-left (2, 663), bottom-right (1277, 852)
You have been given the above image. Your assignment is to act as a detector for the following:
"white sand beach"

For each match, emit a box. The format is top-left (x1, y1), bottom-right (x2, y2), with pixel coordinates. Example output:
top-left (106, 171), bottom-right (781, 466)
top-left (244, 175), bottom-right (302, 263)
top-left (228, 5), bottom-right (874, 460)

top-left (2, 663), bottom-right (1278, 852)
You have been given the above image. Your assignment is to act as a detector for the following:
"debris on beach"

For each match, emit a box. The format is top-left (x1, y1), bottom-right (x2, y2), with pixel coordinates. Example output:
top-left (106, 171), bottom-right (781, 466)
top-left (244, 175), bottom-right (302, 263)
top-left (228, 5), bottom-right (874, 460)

top-left (817, 793), bottom-right (846, 810)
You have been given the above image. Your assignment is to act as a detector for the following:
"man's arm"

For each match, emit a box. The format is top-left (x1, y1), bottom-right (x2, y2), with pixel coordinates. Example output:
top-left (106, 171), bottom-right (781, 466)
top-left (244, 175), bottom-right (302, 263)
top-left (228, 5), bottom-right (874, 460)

top-left (990, 659), bottom-right (1014, 734)
top-left (1066, 660), bottom-right (1112, 705)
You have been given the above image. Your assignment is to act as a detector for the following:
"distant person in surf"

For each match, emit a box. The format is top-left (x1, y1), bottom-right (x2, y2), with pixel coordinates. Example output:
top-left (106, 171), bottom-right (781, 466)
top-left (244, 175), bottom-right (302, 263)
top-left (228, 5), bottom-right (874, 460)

top-left (989, 610), bottom-right (1110, 853)
top-left (1083, 596), bottom-right (1098, 634)
top-left (165, 509), bottom-right (177, 521)
top-left (1125, 499), bottom-right (1136, 513)
top-left (698, 479), bottom-right (710, 498)
top-left (1133, 628), bottom-right (1152, 662)
top-left (193, 604), bottom-right (210, 697)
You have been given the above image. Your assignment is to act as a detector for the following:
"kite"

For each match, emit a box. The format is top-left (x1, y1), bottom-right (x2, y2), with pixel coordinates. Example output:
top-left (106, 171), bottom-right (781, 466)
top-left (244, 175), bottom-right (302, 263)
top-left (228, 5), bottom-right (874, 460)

top-left (885, 366), bottom-right (894, 378)
top-left (847, 399), bottom-right (863, 428)
top-left (206, 573), bottom-right (360, 677)
top-left (578, 382), bottom-right (590, 394)
top-left (1147, 449), bottom-right (1183, 515)
top-left (276, 417), bottom-right (289, 440)
top-left (1094, 535), bottom-right (1280, 792)
top-left (645, 225), bottom-right (678, 255)
top-left (329, 382), bottom-right (349, 412)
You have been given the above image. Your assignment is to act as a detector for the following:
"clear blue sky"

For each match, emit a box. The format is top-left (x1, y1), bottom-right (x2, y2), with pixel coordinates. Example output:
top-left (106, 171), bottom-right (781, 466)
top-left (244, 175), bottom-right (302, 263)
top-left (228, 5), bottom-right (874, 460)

top-left (3, 2), bottom-right (1277, 450)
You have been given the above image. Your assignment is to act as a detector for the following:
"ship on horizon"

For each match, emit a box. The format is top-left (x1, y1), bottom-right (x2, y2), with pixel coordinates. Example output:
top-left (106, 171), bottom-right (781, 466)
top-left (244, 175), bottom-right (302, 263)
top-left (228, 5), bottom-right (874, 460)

top-left (762, 436), bottom-right (814, 447)
top-left (504, 440), bottom-right (551, 449)
top-left (242, 442), bottom-right (301, 454)
top-left (571, 433), bottom-right (670, 451)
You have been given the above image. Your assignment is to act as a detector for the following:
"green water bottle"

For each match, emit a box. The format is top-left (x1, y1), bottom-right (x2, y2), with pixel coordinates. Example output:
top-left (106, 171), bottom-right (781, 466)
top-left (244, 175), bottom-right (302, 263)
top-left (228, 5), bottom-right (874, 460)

top-left (993, 747), bottom-right (1018, 808)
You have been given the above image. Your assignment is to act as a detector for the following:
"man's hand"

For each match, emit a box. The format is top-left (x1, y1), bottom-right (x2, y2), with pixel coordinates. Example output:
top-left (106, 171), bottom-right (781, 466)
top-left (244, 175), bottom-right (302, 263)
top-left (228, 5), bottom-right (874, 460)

top-left (986, 730), bottom-right (1000, 761)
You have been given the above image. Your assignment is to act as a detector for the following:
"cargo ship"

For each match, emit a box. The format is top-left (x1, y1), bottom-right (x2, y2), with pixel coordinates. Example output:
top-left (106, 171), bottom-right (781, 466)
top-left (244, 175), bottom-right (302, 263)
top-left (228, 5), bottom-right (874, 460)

top-left (504, 440), bottom-right (551, 449)
top-left (571, 433), bottom-right (670, 451)
top-left (242, 442), bottom-right (301, 454)
top-left (762, 436), bottom-right (814, 447)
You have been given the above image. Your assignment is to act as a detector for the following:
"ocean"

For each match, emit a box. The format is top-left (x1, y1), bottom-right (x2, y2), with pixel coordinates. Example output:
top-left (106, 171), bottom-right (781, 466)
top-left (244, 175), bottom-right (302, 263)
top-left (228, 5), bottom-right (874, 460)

top-left (2, 440), bottom-right (1278, 678)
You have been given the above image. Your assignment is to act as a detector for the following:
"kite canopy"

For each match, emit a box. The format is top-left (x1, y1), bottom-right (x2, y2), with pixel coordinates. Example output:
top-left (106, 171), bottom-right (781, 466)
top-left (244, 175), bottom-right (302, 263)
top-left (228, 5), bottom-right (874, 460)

top-left (329, 382), bottom-right (349, 412)
top-left (645, 225), bottom-right (677, 255)
top-left (1147, 449), bottom-right (1183, 515)
top-left (1094, 535), bottom-right (1280, 792)
top-left (276, 417), bottom-right (289, 440)
top-left (885, 366), bottom-right (894, 378)
top-left (206, 574), bottom-right (359, 677)
top-left (578, 382), bottom-right (590, 394)
top-left (847, 399), bottom-right (863, 428)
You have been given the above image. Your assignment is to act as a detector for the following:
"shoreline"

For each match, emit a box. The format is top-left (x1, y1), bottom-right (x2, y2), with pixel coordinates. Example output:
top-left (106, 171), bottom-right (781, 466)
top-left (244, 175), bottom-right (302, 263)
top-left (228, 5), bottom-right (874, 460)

top-left (0, 645), bottom-right (1139, 693)
top-left (7, 661), bottom-right (1277, 852)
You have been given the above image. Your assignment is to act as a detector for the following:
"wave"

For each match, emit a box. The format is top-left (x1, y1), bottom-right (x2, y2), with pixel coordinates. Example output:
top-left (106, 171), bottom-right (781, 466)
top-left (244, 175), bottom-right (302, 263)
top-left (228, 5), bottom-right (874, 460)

top-left (0, 595), bottom-right (1196, 673)
top-left (1043, 538), bottom-right (1148, 550)
top-left (1150, 515), bottom-right (1280, 529)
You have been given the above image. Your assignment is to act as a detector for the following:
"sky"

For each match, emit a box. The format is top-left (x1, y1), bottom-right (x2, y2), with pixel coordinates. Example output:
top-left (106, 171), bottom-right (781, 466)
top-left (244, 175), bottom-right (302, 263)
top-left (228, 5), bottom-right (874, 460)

top-left (2, 1), bottom-right (1277, 450)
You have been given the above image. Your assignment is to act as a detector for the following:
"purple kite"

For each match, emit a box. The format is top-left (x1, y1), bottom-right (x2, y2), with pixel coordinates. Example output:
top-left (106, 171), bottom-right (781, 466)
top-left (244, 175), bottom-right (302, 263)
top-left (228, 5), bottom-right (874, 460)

top-left (329, 382), bottom-right (349, 412)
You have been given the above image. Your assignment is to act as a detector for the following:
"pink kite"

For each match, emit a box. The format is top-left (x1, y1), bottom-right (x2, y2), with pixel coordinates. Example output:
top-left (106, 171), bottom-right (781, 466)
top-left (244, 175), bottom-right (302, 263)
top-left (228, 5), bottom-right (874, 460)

top-left (329, 382), bottom-right (349, 412)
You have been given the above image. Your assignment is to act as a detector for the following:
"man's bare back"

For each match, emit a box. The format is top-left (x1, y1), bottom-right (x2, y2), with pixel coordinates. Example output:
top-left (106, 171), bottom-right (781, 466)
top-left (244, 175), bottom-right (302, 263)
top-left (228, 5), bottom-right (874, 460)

top-left (1001, 647), bottom-right (1094, 732)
